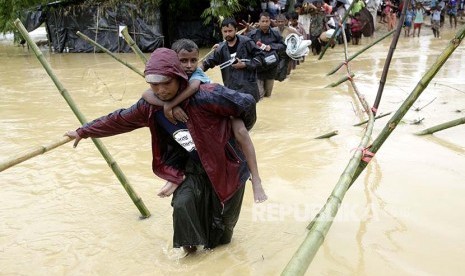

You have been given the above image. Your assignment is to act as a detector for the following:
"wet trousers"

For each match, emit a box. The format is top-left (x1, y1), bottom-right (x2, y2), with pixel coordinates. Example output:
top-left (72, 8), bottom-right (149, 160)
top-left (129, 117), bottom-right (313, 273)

top-left (171, 160), bottom-right (245, 249)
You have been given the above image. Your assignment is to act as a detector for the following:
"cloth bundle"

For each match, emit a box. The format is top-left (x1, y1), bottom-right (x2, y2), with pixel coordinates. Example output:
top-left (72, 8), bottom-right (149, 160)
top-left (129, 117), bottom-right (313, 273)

top-left (285, 34), bottom-right (312, 60)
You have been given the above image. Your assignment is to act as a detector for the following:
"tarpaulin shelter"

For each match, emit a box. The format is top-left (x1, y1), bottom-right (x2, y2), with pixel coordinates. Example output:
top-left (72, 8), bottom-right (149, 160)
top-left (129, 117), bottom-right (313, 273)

top-left (22, 0), bottom-right (164, 53)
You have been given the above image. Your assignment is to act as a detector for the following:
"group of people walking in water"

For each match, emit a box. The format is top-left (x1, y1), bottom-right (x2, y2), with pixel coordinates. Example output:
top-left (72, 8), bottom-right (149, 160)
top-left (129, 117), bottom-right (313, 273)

top-left (65, 0), bottom-right (463, 256)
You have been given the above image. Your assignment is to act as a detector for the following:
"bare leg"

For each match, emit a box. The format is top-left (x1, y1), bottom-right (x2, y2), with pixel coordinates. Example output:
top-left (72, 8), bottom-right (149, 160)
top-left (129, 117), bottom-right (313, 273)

top-left (231, 118), bottom-right (267, 203)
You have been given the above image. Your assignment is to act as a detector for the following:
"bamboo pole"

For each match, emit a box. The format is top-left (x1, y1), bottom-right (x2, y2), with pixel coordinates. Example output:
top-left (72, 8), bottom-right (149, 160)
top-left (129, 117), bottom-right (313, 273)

top-left (327, 30), bottom-right (395, 76)
top-left (14, 19), bottom-right (151, 218)
top-left (348, 24), bottom-right (465, 188)
top-left (121, 26), bottom-right (148, 65)
top-left (0, 136), bottom-right (73, 172)
top-left (318, 0), bottom-right (356, 60)
top-left (325, 73), bottom-right (355, 88)
top-left (314, 130), bottom-right (338, 139)
top-left (415, 117), bottom-right (465, 135)
top-left (371, 2), bottom-right (408, 115)
top-left (199, 27), bottom-right (247, 62)
top-left (76, 31), bottom-right (144, 77)
top-left (353, 112), bottom-right (392, 126)
top-left (282, 18), bottom-right (376, 276)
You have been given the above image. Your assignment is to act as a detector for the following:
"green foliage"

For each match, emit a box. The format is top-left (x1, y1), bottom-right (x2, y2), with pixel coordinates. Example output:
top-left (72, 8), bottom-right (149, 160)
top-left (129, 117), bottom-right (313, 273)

top-left (0, 0), bottom-right (46, 33)
top-left (201, 0), bottom-right (242, 25)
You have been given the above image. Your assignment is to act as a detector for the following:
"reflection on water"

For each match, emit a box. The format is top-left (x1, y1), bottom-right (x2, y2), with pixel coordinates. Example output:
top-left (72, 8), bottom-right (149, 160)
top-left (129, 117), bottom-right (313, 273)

top-left (1, 28), bottom-right (465, 275)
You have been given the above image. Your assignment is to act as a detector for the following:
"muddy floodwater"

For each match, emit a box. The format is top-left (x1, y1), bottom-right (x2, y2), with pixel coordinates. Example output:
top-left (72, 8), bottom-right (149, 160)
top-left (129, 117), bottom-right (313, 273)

top-left (1, 28), bottom-right (464, 275)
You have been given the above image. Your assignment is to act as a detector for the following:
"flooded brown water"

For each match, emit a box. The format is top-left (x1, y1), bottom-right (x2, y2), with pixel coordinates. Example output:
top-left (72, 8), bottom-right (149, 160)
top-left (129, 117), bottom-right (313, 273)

top-left (1, 27), bottom-right (464, 275)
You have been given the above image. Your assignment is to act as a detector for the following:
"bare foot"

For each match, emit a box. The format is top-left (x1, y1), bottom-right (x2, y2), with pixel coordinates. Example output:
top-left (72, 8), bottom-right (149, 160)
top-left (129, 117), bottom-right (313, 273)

top-left (157, 181), bottom-right (179, 197)
top-left (251, 177), bottom-right (267, 203)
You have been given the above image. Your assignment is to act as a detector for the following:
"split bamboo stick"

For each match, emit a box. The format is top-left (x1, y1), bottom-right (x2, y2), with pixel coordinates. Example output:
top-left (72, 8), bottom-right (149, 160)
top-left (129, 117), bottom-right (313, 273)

top-left (314, 130), bottom-right (338, 139)
top-left (76, 31), bottom-right (144, 77)
top-left (325, 73), bottom-right (354, 88)
top-left (0, 136), bottom-right (73, 172)
top-left (121, 26), bottom-right (148, 65)
top-left (327, 30), bottom-right (395, 76)
top-left (415, 116), bottom-right (465, 135)
top-left (14, 19), bottom-right (151, 218)
top-left (353, 112), bottom-right (392, 126)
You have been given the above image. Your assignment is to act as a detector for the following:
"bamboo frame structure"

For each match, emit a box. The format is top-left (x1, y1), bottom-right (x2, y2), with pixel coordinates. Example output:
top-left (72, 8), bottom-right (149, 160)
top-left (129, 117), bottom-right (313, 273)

top-left (348, 24), bottom-right (465, 187)
top-left (76, 31), bottom-right (144, 77)
top-left (282, 17), bottom-right (376, 276)
top-left (121, 26), bottom-right (148, 65)
top-left (0, 136), bottom-right (73, 172)
top-left (327, 30), bottom-right (395, 76)
top-left (415, 116), bottom-right (465, 135)
top-left (14, 19), bottom-right (151, 218)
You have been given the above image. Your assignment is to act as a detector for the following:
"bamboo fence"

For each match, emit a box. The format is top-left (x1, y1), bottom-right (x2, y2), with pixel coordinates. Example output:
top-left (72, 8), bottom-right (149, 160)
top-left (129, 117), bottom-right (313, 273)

top-left (282, 16), bottom-right (376, 275)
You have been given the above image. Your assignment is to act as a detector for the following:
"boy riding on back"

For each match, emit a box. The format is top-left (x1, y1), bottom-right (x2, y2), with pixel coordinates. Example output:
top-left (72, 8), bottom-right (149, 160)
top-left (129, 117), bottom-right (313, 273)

top-left (142, 39), bottom-right (267, 203)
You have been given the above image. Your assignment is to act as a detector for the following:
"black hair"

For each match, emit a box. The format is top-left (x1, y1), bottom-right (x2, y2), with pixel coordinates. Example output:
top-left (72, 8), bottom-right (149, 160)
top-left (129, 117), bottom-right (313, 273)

top-left (259, 11), bottom-right (271, 19)
top-left (221, 18), bottom-right (237, 28)
top-left (171, 38), bottom-right (199, 53)
top-left (288, 11), bottom-right (299, 20)
top-left (294, 3), bottom-right (303, 8)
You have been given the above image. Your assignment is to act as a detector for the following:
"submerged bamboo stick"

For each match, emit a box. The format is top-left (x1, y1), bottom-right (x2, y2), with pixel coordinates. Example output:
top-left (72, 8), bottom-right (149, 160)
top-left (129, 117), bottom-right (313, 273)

top-left (282, 18), bottom-right (376, 276)
top-left (325, 73), bottom-right (355, 88)
top-left (372, 2), bottom-right (408, 115)
top-left (327, 30), bottom-right (395, 76)
top-left (76, 31), bottom-right (144, 77)
top-left (0, 136), bottom-right (73, 172)
top-left (318, 0), bottom-right (356, 60)
top-left (14, 19), bottom-right (151, 218)
top-left (353, 112), bottom-right (392, 126)
top-left (314, 130), bottom-right (338, 139)
top-left (349, 24), bottom-right (465, 187)
top-left (415, 117), bottom-right (465, 135)
top-left (121, 26), bottom-right (148, 65)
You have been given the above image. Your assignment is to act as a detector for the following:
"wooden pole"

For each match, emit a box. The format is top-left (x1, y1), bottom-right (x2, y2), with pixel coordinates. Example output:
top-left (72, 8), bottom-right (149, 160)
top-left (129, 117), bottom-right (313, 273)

top-left (121, 26), bottom-right (148, 65)
top-left (14, 19), bottom-right (151, 218)
top-left (314, 130), bottom-right (338, 139)
top-left (0, 136), bottom-right (73, 172)
top-left (415, 116), bottom-right (465, 135)
top-left (327, 30), bottom-right (395, 76)
top-left (76, 31), bottom-right (144, 77)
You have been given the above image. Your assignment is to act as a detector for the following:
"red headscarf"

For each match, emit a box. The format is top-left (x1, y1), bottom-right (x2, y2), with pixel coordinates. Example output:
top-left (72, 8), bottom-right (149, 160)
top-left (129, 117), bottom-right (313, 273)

top-left (144, 48), bottom-right (188, 88)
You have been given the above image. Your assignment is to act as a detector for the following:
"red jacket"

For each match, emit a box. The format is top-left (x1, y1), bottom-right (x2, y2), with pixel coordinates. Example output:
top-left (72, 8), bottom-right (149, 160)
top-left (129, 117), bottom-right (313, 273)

top-left (76, 83), bottom-right (256, 203)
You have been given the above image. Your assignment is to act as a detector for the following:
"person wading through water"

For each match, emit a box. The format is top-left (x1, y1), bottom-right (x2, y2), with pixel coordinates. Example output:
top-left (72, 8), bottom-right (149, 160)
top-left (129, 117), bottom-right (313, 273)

top-left (66, 48), bottom-right (257, 254)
